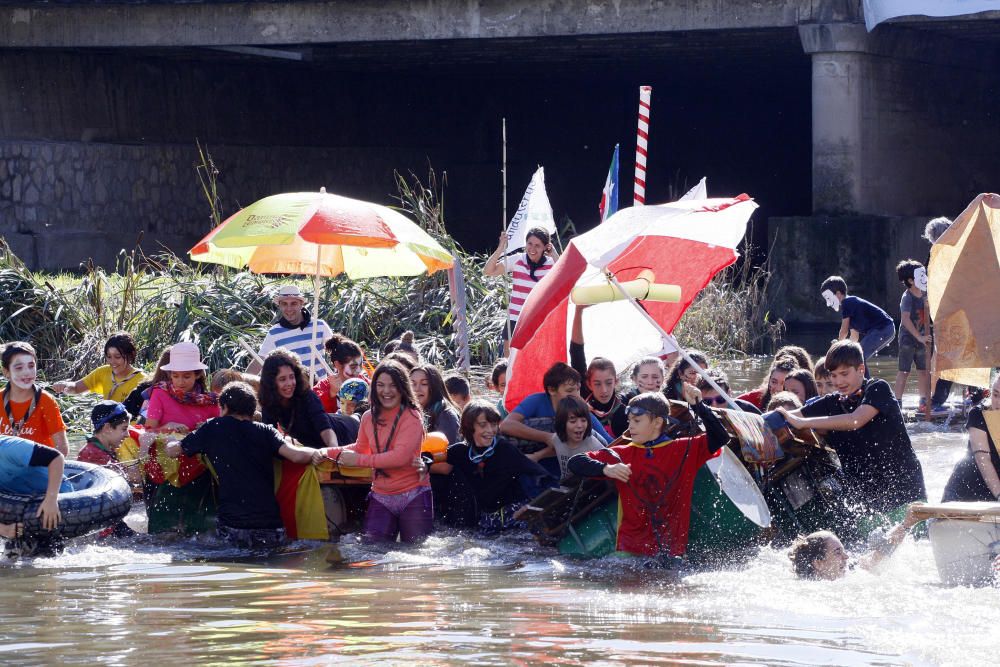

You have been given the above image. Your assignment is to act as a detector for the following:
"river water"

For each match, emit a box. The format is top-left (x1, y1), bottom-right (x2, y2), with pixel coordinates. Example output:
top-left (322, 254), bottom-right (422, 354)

top-left (2, 359), bottom-right (998, 666)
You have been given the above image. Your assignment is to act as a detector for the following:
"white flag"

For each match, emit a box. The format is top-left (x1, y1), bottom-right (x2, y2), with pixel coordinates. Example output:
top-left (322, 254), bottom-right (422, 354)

top-left (505, 167), bottom-right (557, 251)
top-left (679, 177), bottom-right (708, 201)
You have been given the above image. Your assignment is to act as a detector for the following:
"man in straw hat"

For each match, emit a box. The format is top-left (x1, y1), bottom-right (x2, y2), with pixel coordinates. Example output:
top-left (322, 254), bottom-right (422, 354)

top-left (248, 285), bottom-right (332, 381)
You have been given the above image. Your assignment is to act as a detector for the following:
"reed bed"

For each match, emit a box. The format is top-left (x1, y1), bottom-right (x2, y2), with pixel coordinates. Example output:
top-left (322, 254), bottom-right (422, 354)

top-left (0, 169), bottom-right (780, 431)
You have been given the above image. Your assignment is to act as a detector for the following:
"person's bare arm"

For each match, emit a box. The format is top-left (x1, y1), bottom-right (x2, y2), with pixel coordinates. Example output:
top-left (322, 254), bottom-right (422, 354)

top-left (483, 233), bottom-right (509, 278)
top-left (37, 453), bottom-right (64, 530)
top-left (246, 358), bottom-right (263, 375)
top-left (50, 431), bottom-right (69, 457)
top-left (278, 442), bottom-right (316, 465)
top-left (838, 317), bottom-right (851, 341)
top-left (500, 411), bottom-right (552, 444)
top-left (51, 379), bottom-right (88, 395)
top-left (859, 504), bottom-right (921, 570)
top-left (780, 404), bottom-right (879, 432)
top-left (969, 427), bottom-right (1000, 499)
top-left (901, 311), bottom-right (929, 344)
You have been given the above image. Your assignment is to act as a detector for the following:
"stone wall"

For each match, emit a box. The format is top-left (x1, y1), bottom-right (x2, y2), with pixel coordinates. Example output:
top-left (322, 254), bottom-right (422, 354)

top-left (767, 214), bottom-right (930, 329)
top-left (0, 140), bottom-right (427, 269)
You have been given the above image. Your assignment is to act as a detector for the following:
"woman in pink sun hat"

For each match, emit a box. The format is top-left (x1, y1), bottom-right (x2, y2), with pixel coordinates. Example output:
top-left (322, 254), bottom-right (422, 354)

top-left (142, 342), bottom-right (220, 534)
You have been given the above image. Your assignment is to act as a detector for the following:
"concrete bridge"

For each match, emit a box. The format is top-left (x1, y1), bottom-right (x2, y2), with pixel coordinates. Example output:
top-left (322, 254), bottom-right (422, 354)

top-left (2, 1), bottom-right (999, 325)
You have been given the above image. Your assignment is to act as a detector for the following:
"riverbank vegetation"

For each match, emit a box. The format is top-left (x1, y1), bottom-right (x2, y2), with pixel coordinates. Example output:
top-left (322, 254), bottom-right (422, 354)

top-left (0, 170), bottom-right (781, 431)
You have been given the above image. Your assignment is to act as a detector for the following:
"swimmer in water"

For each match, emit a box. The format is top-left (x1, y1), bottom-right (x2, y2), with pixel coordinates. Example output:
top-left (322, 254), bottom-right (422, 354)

top-left (789, 504), bottom-right (921, 580)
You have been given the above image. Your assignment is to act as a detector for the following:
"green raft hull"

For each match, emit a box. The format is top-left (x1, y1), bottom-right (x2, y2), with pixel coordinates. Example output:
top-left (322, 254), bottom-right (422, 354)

top-left (558, 464), bottom-right (765, 564)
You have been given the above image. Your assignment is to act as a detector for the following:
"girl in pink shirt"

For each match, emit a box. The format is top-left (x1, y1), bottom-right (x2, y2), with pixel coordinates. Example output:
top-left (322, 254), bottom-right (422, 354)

top-left (315, 360), bottom-right (432, 544)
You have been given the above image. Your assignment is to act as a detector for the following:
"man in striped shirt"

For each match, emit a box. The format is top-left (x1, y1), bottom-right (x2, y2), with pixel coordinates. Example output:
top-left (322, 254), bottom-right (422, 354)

top-left (484, 227), bottom-right (559, 355)
top-left (247, 285), bottom-right (332, 381)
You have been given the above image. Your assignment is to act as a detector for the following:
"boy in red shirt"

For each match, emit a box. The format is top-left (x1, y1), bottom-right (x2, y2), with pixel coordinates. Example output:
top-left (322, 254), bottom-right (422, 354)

top-left (567, 384), bottom-right (729, 559)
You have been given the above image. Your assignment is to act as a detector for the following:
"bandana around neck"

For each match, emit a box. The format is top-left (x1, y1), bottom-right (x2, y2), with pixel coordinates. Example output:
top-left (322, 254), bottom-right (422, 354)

top-left (279, 308), bottom-right (312, 330)
top-left (155, 381), bottom-right (218, 407)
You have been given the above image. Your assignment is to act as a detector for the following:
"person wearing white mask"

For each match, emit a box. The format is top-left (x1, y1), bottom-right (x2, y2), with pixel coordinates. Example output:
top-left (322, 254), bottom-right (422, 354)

top-left (893, 260), bottom-right (931, 409)
top-left (819, 275), bottom-right (895, 377)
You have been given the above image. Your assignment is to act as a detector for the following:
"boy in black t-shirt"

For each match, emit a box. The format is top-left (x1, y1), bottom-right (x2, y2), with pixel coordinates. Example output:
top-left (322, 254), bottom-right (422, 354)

top-left (164, 382), bottom-right (315, 549)
top-left (779, 341), bottom-right (926, 537)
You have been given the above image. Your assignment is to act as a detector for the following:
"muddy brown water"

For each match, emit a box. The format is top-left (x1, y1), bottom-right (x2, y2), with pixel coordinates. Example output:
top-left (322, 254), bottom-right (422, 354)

top-left (1, 358), bottom-right (996, 666)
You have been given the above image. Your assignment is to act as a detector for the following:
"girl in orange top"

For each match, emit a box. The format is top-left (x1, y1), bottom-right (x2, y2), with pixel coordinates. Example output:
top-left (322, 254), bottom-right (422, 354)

top-left (314, 359), bottom-right (431, 544)
top-left (0, 342), bottom-right (68, 455)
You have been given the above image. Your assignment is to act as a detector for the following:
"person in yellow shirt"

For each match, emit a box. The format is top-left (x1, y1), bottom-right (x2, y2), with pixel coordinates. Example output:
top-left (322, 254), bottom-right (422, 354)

top-left (52, 332), bottom-right (145, 403)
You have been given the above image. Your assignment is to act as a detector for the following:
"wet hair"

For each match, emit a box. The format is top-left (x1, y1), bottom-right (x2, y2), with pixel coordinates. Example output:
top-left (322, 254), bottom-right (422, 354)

top-left (542, 362), bottom-right (581, 393)
top-left (766, 391), bottom-right (803, 412)
top-left (820, 276), bottom-right (848, 296)
top-left (825, 340), bottom-right (864, 372)
top-left (210, 368), bottom-right (245, 394)
top-left (258, 349), bottom-right (309, 414)
top-left (814, 356), bottom-right (830, 380)
top-left (370, 359), bottom-right (421, 421)
top-left (695, 368), bottom-right (731, 394)
top-left (628, 392), bottom-right (672, 435)
top-left (147, 348), bottom-right (173, 385)
top-left (895, 259), bottom-right (924, 287)
top-left (783, 368), bottom-right (819, 402)
top-left (90, 400), bottom-right (130, 432)
top-left (490, 359), bottom-right (508, 388)
top-left (789, 531), bottom-right (838, 579)
top-left (525, 227), bottom-right (551, 247)
top-left (459, 399), bottom-right (502, 444)
top-left (104, 332), bottom-right (137, 365)
top-left (665, 350), bottom-right (709, 401)
top-left (774, 345), bottom-right (814, 374)
top-left (411, 363), bottom-right (455, 411)
top-left (325, 333), bottom-right (363, 366)
top-left (444, 374), bottom-right (471, 400)
top-left (555, 395), bottom-right (593, 442)
top-left (382, 351), bottom-right (417, 372)
top-left (1, 341), bottom-right (36, 370)
top-left (219, 381), bottom-right (258, 418)
top-left (585, 357), bottom-right (617, 383)
top-left (630, 356), bottom-right (665, 382)
top-left (923, 216), bottom-right (952, 244)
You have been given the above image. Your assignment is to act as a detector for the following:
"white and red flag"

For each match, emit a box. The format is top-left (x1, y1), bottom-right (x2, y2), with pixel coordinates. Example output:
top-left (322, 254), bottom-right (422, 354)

top-left (505, 194), bottom-right (757, 411)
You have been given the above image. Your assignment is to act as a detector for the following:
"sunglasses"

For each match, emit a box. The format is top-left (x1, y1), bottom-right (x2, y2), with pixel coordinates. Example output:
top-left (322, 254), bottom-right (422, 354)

top-left (626, 405), bottom-right (672, 419)
top-left (702, 396), bottom-right (728, 406)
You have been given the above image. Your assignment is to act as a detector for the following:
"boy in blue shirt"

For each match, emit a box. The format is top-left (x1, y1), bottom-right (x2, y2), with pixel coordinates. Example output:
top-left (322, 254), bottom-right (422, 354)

top-left (821, 275), bottom-right (895, 376)
top-left (500, 362), bottom-right (610, 486)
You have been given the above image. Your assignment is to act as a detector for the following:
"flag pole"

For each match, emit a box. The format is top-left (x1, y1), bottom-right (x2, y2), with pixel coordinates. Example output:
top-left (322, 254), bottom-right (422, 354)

top-left (633, 86), bottom-right (652, 206)
top-left (606, 272), bottom-right (742, 410)
top-left (502, 117), bottom-right (513, 348)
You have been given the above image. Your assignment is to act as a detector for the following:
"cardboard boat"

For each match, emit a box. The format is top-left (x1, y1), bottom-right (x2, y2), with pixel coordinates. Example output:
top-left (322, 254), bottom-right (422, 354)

top-left (912, 501), bottom-right (1000, 586)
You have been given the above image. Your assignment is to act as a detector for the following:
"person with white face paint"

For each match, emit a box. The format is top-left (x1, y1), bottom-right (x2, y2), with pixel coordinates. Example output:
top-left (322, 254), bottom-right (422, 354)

top-left (0, 342), bottom-right (69, 456)
top-left (893, 260), bottom-right (931, 409)
top-left (819, 275), bottom-right (895, 378)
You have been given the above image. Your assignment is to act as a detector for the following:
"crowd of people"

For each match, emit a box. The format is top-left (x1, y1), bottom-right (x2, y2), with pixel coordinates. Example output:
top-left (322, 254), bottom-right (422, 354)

top-left (0, 222), bottom-right (996, 583)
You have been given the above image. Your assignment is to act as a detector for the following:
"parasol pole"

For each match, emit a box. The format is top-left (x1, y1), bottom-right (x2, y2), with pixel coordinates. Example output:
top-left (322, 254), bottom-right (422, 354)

top-left (606, 272), bottom-right (742, 410)
top-left (310, 243), bottom-right (322, 386)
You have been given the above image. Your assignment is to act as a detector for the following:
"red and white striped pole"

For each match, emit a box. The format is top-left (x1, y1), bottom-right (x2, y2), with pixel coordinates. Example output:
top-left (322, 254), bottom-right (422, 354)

top-left (633, 85), bottom-right (652, 206)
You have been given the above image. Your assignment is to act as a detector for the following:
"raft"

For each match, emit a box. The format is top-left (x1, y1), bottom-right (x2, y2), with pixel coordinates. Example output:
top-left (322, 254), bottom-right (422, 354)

top-left (913, 501), bottom-right (1000, 586)
top-left (0, 461), bottom-right (132, 539)
top-left (537, 448), bottom-right (771, 563)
